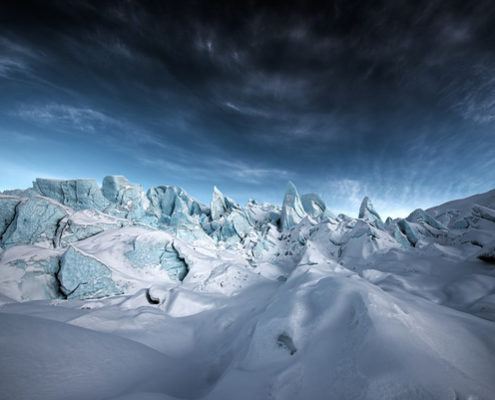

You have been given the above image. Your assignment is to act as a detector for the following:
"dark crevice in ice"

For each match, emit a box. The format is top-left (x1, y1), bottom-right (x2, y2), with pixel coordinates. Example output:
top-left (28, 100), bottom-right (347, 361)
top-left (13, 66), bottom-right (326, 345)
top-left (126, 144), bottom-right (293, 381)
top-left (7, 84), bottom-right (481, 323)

top-left (172, 243), bottom-right (190, 282)
top-left (478, 254), bottom-right (495, 264)
top-left (277, 333), bottom-right (297, 355)
top-left (54, 259), bottom-right (68, 299)
top-left (53, 217), bottom-right (68, 248)
top-left (146, 288), bottom-right (160, 304)
top-left (54, 258), bottom-right (86, 299)
top-left (0, 200), bottom-right (21, 244)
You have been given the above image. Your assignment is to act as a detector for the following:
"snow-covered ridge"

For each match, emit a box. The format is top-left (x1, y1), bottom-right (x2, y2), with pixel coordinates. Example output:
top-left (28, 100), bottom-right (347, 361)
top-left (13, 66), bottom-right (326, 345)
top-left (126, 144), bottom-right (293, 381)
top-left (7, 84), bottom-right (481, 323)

top-left (1, 176), bottom-right (495, 399)
top-left (1, 176), bottom-right (494, 301)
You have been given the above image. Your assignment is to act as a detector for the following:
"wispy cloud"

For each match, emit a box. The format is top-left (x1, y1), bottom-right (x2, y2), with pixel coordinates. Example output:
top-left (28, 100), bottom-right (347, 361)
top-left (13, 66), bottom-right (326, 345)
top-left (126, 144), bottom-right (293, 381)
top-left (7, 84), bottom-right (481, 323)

top-left (223, 102), bottom-right (270, 118)
top-left (15, 104), bottom-right (121, 133)
top-left (322, 178), bottom-right (366, 215)
top-left (1, 1), bottom-right (494, 214)
top-left (139, 154), bottom-right (290, 186)
top-left (0, 37), bottom-right (39, 78)
top-left (214, 158), bottom-right (290, 184)
top-left (0, 56), bottom-right (28, 77)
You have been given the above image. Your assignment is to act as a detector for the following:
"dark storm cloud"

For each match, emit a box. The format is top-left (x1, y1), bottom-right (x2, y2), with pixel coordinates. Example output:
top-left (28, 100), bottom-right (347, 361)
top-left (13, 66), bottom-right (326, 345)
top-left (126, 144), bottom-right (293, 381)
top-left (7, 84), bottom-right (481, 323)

top-left (0, 0), bottom-right (494, 215)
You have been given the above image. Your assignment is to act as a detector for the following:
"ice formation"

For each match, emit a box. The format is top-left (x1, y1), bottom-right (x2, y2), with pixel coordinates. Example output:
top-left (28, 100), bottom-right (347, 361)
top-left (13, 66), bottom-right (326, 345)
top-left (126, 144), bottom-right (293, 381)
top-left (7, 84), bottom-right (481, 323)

top-left (281, 181), bottom-right (307, 229)
top-left (34, 178), bottom-right (109, 211)
top-left (358, 196), bottom-right (384, 228)
top-left (1, 177), bottom-right (495, 400)
top-left (58, 246), bottom-right (122, 299)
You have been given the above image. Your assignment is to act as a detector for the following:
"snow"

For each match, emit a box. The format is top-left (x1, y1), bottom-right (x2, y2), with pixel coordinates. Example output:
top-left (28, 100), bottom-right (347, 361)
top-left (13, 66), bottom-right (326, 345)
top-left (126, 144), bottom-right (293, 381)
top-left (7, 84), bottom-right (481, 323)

top-left (478, 241), bottom-right (495, 263)
top-left (427, 188), bottom-right (495, 229)
top-left (0, 245), bottom-right (62, 301)
top-left (0, 313), bottom-right (196, 400)
top-left (406, 208), bottom-right (447, 230)
top-left (1, 177), bottom-right (495, 399)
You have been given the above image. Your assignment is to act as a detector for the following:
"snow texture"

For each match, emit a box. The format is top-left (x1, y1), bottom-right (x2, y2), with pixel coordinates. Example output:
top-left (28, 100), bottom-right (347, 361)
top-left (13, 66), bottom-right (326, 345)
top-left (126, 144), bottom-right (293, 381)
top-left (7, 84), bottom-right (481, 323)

top-left (1, 176), bottom-right (495, 400)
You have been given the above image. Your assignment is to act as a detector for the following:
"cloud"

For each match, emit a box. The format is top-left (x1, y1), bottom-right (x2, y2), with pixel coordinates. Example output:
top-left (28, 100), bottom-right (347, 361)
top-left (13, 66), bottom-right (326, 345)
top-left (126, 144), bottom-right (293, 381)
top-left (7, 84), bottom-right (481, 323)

top-left (15, 104), bottom-right (121, 133)
top-left (1, 0), bottom-right (494, 213)
top-left (213, 159), bottom-right (290, 184)
top-left (139, 154), bottom-right (290, 186)
top-left (0, 36), bottom-right (40, 78)
top-left (324, 179), bottom-right (365, 212)
top-left (452, 62), bottom-right (495, 124)
top-left (0, 56), bottom-right (27, 77)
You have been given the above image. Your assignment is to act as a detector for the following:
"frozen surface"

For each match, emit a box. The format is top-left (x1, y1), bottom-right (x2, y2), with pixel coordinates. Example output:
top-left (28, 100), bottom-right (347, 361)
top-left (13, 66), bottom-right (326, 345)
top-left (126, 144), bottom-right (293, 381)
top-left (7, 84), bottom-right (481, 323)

top-left (1, 177), bottom-right (495, 399)
top-left (359, 196), bottom-right (383, 228)
top-left (1, 195), bottom-right (68, 249)
top-left (34, 178), bottom-right (109, 211)
top-left (281, 181), bottom-right (306, 230)
top-left (58, 246), bottom-right (122, 299)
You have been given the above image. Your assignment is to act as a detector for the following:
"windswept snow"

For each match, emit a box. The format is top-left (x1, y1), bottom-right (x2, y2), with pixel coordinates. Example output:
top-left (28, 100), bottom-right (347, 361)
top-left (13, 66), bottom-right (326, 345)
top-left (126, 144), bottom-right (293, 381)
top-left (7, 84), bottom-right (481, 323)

top-left (1, 176), bottom-right (495, 399)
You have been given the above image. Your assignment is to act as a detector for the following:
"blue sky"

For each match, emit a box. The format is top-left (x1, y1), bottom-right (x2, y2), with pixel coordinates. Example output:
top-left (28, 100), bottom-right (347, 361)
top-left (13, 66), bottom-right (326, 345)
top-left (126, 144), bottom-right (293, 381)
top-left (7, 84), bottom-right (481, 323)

top-left (1, 1), bottom-right (494, 218)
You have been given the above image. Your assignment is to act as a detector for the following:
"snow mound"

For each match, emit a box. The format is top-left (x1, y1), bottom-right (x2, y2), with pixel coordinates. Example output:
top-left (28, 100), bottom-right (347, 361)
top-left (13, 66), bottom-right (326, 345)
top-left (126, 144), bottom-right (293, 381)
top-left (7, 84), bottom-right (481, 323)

top-left (1, 178), bottom-right (495, 399)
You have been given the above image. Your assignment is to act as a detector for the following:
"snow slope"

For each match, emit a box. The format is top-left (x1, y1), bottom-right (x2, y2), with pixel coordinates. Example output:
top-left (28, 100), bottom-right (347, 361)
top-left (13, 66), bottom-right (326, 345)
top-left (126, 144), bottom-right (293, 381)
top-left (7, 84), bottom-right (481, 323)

top-left (1, 176), bottom-right (495, 399)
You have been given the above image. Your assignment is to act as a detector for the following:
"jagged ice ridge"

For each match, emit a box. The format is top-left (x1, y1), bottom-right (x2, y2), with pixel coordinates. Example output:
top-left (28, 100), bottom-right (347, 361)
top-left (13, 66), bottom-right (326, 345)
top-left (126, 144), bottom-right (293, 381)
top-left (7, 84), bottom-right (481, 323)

top-left (1, 176), bottom-right (495, 400)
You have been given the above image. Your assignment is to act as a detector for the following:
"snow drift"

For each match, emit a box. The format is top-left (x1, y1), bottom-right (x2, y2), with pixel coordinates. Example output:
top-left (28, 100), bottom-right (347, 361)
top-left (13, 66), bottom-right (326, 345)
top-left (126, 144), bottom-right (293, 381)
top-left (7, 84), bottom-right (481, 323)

top-left (1, 176), bottom-right (495, 399)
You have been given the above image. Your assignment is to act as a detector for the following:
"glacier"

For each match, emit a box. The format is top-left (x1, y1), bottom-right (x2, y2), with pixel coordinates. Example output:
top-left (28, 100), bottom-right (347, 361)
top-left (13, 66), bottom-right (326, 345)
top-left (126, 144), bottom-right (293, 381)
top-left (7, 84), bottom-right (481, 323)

top-left (58, 246), bottom-right (123, 299)
top-left (34, 178), bottom-right (109, 211)
top-left (281, 181), bottom-right (307, 230)
top-left (358, 196), bottom-right (384, 228)
top-left (1, 176), bottom-right (495, 400)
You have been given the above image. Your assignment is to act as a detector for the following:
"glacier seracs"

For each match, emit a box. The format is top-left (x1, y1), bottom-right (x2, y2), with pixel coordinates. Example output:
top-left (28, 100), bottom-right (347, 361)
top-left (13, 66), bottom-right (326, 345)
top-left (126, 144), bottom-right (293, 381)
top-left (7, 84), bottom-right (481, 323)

top-left (58, 246), bottom-right (122, 299)
top-left (1, 195), bottom-right (68, 249)
top-left (1, 176), bottom-right (495, 400)
top-left (34, 178), bottom-right (109, 211)
top-left (2, 176), bottom-right (495, 301)
top-left (358, 196), bottom-right (384, 228)
top-left (281, 181), bottom-right (306, 230)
